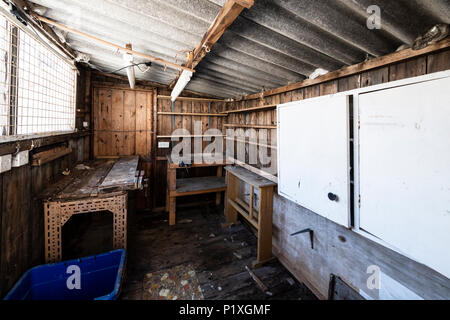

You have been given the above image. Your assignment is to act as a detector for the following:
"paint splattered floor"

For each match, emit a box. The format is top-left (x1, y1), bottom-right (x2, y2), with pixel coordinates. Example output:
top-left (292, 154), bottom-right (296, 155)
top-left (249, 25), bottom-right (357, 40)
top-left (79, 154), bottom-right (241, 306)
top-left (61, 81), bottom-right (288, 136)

top-left (63, 201), bottom-right (317, 300)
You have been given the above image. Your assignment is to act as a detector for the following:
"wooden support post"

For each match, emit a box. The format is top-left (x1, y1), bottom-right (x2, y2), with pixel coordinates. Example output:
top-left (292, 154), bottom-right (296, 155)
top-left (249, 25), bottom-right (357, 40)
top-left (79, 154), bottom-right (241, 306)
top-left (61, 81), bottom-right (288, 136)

top-left (253, 186), bottom-right (275, 268)
top-left (167, 167), bottom-right (177, 226)
top-left (249, 186), bottom-right (255, 220)
top-left (224, 172), bottom-right (239, 227)
top-left (216, 166), bottom-right (223, 205)
top-left (224, 166), bottom-right (276, 268)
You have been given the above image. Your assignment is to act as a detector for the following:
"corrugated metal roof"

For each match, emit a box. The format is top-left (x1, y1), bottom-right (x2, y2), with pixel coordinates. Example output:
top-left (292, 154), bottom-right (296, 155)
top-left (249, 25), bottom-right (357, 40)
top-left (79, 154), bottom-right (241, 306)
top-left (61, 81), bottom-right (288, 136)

top-left (28, 0), bottom-right (450, 98)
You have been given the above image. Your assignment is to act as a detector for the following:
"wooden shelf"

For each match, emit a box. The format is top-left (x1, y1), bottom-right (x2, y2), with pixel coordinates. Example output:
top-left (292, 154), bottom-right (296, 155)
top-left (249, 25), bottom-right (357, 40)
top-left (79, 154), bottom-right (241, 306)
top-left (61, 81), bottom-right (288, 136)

top-left (224, 124), bottom-right (277, 129)
top-left (157, 112), bottom-right (227, 117)
top-left (228, 198), bottom-right (258, 229)
top-left (225, 137), bottom-right (277, 149)
top-left (225, 166), bottom-right (277, 188)
top-left (167, 154), bottom-right (231, 168)
top-left (157, 95), bottom-right (228, 103)
top-left (224, 104), bottom-right (277, 114)
top-left (157, 135), bottom-right (226, 139)
top-left (32, 146), bottom-right (73, 167)
top-left (173, 176), bottom-right (226, 197)
top-left (167, 163), bottom-right (226, 225)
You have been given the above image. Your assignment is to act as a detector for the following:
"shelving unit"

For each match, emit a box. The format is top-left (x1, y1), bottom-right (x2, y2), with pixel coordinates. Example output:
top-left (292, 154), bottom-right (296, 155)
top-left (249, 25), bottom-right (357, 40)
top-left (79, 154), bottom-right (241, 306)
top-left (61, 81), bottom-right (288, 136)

top-left (224, 165), bottom-right (277, 268)
top-left (166, 154), bottom-right (230, 226)
top-left (223, 104), bottom-right (277, 114)
top-left (224, 124), bottom-right (277, 129)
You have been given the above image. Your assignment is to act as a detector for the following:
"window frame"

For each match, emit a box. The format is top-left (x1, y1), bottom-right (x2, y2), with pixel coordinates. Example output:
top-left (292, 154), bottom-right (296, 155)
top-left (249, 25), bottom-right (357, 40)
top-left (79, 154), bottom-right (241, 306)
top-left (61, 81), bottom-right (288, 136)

top-left (0, 5), bottom-right (77, 143)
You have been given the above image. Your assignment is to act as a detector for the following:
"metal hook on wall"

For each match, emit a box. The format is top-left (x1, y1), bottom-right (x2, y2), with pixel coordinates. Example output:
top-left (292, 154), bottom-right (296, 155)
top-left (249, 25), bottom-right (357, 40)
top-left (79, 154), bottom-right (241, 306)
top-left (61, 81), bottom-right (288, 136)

top-left (291, 228), bottom-right (314, 250)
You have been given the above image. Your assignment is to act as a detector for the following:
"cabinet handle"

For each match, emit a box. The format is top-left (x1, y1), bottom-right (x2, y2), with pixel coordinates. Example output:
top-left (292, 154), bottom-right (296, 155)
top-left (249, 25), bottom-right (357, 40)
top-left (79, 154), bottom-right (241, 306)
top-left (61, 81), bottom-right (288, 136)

top-left (328, 193), bottom-right (339, 202)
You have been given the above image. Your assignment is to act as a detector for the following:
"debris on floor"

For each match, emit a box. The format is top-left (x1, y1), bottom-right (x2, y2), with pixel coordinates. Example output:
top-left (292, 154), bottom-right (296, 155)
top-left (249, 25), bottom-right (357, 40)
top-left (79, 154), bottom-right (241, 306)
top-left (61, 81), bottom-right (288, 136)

top-left (233, 252), bottom-right (243, 260)
top-left (75, 164), bottom-right (91, 170)
top-left (143, 264), bottom-right (204, 300)
top-left (245, 265), bottom-right (272, 296)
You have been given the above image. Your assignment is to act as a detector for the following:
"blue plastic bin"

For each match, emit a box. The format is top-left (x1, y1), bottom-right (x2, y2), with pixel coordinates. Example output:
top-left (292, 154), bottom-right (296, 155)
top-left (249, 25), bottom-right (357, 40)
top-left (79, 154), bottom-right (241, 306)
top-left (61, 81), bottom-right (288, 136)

top-left (4, 249), bottom-right (126, 300)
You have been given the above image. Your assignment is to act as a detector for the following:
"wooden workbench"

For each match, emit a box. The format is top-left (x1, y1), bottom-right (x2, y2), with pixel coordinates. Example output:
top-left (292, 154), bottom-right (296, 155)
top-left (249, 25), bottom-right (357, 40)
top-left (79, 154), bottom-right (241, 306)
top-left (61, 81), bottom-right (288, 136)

top-left (166, 154), bottom-right (230, 226)
top-left (39, 156), bottom-right (141, 263)
top-left (224, 166), bottom-right (277, 268)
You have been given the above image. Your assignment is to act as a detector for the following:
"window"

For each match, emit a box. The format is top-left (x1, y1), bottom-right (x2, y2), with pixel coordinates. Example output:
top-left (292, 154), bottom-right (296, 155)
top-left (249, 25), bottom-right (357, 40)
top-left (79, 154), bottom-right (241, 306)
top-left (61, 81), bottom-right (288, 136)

top-left (0, 12), bottom-right (76, 141)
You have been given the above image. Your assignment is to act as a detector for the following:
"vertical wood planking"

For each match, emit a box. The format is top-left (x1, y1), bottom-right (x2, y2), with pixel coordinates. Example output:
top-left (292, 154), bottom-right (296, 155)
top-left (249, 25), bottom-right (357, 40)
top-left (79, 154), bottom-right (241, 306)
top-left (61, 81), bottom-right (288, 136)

top-left (98, 88), bottom-right (113, 156)
top-left (111, 90), bottom-right (124, 156)
top-left (427, 50), bottom-right (450, 73)
top-left (93, 88), bottom-right (99, 157)
top-left (360, 67), bottom-right (389, 87)
top-left (135, 92), bottom-right (148, 157)
top-left (123, 90), bottom-right (136, 156)
top-left (338, 75), bottom-right (361, 92)
top-left (146, 91), bottom-right (153, 159)
top-left (389, 57), bottom-right (427, 81)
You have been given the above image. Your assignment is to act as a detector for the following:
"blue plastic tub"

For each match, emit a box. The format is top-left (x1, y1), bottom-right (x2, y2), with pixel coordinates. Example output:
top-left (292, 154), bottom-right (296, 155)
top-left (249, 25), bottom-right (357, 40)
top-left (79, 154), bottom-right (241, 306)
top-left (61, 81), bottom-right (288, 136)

top-left (4, 249), bottom-right (126, 300)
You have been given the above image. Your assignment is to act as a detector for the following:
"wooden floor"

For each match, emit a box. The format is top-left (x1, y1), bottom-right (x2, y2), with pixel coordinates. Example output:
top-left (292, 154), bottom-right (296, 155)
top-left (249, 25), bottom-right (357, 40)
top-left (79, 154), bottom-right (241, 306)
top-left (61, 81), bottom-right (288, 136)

top-left (63, 199), bottom-right (317, 300)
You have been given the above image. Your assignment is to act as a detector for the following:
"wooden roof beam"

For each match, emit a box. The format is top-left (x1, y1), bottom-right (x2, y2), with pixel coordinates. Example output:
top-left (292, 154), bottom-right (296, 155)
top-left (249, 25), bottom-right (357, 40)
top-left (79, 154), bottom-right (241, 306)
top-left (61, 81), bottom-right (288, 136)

top-left (34, 15), bottom-right (195, 73)
top-left (169, 0), bottom-right (254, 92)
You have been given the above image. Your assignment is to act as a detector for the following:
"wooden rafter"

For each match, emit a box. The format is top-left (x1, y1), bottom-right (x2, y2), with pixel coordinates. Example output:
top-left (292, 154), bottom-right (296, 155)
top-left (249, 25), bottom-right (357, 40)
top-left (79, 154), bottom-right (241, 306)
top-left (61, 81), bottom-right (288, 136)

top-left (34, 15), bottom-right (195, 73)
top-left (170, 0), bottom-right (254, 89)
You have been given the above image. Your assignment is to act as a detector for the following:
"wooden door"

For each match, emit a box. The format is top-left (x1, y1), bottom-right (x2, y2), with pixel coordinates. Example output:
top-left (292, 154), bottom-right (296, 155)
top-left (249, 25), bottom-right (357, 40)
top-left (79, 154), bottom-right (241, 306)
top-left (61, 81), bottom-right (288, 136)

top-left (93, 87), bottom-right (155, 208)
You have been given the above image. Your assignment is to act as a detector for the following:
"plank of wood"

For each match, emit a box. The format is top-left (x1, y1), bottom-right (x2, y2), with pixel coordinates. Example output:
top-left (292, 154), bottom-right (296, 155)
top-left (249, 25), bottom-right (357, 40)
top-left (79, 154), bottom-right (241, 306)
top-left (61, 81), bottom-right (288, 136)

top-left (157, 112), bottom-right (227, 117)
top-left (111, 90), bottom-right (124, 156)
top-left (245, 265), bottom-right (269, 293)
top-left (93, 88), bottom-right (100, 157)
top-left (135, 92), bottom-right (148, 157)
top-left (98, 88), bottom-right (113, 156)
top-left (31, 146), bottom-right (73, 167)
top-left (57, 160), bottom-right (115, 199)
top-left (157, 134), bottom-right (226, 139)
top-left (225, 166), bottom-right (276, 188)
top-left (167, 153), bottom-right (230, 168)
top-left (224, 104), bottom-right (277, 114)
top-left (228, 198), bottom-right (258, 229)
top-left (146, 91), bottom-right (153, 159)
top-left (123, 90), bottom-right (136, 155)
top-left (173, 176), bottom-right (226, 196)
top-left (157, 95), bottom-right (227, 102)
top-left (224, 124), bottom-right (277, 129)
top-left (238, 37), bottom-right (450, 101)
top-left (99, 156), bottom-right (139, 191)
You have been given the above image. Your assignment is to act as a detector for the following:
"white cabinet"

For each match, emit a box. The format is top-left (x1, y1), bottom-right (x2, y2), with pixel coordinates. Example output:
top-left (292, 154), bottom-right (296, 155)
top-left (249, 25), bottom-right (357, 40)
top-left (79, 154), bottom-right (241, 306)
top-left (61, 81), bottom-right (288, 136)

top-left (277, 94), bottom-right (351, 227)
top-left (357, 76), bottom-right (450, 278)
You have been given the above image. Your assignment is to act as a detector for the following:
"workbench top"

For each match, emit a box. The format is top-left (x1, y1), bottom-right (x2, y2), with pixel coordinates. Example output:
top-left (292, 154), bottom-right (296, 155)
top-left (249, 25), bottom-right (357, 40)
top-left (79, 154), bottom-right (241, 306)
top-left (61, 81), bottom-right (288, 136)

top-left (38, 156), bottom-right (140, 201)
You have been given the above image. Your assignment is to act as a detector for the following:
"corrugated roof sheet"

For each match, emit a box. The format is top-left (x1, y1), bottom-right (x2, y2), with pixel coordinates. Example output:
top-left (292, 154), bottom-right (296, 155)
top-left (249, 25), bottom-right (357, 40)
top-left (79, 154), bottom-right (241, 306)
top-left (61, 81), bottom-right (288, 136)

top-left (28, 0), bottom-right (450, 98)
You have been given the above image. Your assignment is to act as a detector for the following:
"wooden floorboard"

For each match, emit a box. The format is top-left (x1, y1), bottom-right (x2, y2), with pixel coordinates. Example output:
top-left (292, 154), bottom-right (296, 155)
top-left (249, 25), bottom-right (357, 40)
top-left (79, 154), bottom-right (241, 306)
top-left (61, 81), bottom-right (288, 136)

top-left (62, 200), bottom-right (317, 300)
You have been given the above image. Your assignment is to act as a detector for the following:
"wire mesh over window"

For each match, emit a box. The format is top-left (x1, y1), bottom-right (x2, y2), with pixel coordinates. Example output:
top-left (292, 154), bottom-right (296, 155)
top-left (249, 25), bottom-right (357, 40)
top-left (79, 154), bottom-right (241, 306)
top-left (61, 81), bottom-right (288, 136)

top-left (0, 13), bottom-right (76, 140)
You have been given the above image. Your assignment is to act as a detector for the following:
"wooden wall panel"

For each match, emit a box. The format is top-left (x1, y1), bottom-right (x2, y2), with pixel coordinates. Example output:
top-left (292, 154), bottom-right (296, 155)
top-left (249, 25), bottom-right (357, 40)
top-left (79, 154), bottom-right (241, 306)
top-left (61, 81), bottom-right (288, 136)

top-left (123, 91), bottom-right (136, 156)
top-left (0, 67), bottom-right (92, 296)
top-left (135, 92), bottom-right (149, 157)
top-left (112, 90), bottom-right (125, 156)
top-left (93, 88), bottom-right (153, 159)
top-left (0, 136), bottom-right (87, 296)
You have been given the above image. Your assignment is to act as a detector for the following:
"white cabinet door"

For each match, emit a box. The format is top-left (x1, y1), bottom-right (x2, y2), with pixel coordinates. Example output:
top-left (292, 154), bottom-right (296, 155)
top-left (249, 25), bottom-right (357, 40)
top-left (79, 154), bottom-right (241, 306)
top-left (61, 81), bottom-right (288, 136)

top-left (278, 95), bottom-right (351, 227)
top-left (358, 77), bottom-right (450, 278)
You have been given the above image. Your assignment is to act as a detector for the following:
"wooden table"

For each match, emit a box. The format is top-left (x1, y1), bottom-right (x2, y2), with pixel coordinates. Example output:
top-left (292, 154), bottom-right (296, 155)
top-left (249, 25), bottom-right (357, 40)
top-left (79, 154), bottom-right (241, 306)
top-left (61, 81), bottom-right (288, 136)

top-left (166, 154), bottom-right (230, 226)
top-left (39, 156), bottom-right (141, 263)
top-left (224, 166), bottom-right (277, 268)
